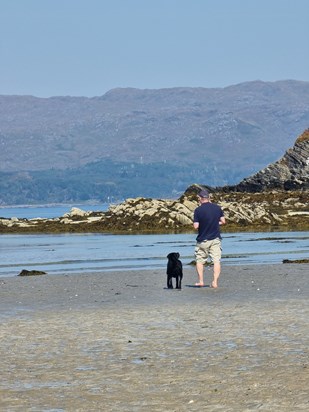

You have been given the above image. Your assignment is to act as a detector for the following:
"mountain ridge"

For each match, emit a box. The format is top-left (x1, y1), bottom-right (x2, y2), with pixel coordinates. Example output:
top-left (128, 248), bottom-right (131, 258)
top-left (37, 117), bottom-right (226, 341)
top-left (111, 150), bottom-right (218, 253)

top-left (1, 80), bottom-right (309, 203)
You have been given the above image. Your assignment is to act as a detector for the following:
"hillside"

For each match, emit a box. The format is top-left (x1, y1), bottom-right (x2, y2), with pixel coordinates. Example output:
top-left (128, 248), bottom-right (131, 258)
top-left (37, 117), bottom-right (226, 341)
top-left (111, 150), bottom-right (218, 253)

top-left (0, 80), bottom-right (309, 204)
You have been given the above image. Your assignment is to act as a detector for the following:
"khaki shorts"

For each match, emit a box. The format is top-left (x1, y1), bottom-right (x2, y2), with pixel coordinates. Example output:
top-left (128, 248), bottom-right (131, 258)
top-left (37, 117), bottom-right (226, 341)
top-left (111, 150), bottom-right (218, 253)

top-left (195, 238), bottom-right (222, 263)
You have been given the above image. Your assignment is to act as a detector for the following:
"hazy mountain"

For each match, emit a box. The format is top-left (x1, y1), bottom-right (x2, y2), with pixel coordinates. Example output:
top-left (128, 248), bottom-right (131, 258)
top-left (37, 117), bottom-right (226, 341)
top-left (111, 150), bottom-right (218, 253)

top-left (0, 80), bottom-right (308, 204)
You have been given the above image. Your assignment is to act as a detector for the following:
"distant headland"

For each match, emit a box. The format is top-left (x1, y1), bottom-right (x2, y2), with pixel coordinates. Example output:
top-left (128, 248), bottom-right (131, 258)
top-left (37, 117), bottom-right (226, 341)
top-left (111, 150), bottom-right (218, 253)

top-left (1, 130), bottom-right (308, 234)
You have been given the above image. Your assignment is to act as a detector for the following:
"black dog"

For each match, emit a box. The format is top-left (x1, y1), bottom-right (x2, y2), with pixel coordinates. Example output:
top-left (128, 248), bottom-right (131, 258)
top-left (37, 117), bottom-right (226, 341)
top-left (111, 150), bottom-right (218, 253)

top-left (166, 252), bottom-right (183, 289)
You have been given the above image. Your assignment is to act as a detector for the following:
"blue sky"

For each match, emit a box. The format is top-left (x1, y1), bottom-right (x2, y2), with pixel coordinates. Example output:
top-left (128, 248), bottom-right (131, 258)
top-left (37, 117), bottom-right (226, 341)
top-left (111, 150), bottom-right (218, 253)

top-left (1, 0), bottom-right (308, 97)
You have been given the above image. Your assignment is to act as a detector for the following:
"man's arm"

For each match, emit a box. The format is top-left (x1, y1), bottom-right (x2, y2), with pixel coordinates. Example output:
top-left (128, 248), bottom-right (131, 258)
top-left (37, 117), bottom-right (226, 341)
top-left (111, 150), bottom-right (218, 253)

top-left (193, 222), bottom-right (199, 230)
top-left (219, 216), bottom-right (226, 225)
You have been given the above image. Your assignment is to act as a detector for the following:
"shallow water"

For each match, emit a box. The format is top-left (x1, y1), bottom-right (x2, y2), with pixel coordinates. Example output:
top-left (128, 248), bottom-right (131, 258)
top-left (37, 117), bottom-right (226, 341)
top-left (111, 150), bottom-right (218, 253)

top-left (1, 205), bottom-right (308, 277)
top-left (0, 231), bottom-right (308, 277)
top-left (0, 203), bottom-right (109, 219)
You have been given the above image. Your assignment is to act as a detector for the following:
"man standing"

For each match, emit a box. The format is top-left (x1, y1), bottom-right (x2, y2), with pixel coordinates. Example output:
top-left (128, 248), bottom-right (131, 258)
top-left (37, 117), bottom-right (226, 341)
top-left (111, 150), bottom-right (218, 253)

top-left (193, 190), bottom-right (226, 288)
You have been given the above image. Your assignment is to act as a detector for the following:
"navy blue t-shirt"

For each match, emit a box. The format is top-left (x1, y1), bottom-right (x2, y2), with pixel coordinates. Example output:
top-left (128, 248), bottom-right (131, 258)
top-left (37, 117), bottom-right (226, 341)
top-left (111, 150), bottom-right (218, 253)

top-left (193, 202), bottom-right (224, 242)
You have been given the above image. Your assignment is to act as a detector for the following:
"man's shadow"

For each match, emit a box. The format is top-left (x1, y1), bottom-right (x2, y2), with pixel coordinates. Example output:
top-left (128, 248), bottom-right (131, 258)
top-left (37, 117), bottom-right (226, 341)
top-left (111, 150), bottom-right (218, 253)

top-left (185, 284), bottom-right (211, 288)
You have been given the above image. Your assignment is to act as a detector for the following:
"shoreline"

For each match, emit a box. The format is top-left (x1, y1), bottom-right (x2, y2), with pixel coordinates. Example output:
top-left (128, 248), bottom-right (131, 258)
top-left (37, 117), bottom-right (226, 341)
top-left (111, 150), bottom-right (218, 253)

top-left (1, 264), bottom-right (308, 411)
top-left (1, 224), bottom-right (309, 234)
top-left (1, 264), bottom-right (308, 313)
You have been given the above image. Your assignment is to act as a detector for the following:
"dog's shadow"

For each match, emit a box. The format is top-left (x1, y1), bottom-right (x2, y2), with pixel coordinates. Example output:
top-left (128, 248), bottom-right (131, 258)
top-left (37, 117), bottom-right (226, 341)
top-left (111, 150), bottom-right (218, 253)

top-left (163, 284), bottom-right (212, 290)
top-left (163, 287), bottom-right (182, 291)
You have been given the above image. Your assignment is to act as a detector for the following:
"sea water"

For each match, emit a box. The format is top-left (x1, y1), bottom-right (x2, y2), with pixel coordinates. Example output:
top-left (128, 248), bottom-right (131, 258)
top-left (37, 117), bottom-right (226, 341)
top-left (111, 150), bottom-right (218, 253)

top-left (0, 203), bottom-right (109, 219)
top-left (0, 205), bottom-right (308, 278)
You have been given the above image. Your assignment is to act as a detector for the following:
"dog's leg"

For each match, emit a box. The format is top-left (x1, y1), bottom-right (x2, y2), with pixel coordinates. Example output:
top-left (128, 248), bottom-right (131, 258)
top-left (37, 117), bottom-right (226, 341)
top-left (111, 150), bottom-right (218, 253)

top-left (167, 275), bottom-right (173, 289)
top-left (178, 277), bottom-right (182, 289)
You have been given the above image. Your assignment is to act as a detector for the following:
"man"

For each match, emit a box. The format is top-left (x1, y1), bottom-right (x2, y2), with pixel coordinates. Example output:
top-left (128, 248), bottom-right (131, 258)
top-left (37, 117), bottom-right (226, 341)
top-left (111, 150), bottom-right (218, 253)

top-left (193, 190), bottom-right (226, 288)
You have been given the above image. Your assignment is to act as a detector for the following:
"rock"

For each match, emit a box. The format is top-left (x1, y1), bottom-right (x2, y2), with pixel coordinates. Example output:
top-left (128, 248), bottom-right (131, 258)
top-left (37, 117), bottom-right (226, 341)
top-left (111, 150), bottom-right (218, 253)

top-left (282, 259), bottom-right (309, 264)
top-left (226, 129), bottom-right (309, 192)
top-left (63, 207), bottom-right (89, 217)
top-left (18, 269), bottom-right (47, 276)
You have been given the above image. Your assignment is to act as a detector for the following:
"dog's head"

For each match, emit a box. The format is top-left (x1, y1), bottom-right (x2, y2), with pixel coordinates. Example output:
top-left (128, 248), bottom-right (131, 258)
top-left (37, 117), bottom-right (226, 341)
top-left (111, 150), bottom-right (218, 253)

top-left (167, 252), bottom-right (180, 261)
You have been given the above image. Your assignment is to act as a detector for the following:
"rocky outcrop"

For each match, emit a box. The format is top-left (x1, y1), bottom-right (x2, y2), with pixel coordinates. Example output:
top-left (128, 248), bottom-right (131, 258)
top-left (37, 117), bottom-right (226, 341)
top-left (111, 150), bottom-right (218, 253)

top-left (0, 188), bottom-right (308, 233)
top-left (226, 129), bottom-right (309, 192)
top-left (0, 199), bottom-right (197, 233)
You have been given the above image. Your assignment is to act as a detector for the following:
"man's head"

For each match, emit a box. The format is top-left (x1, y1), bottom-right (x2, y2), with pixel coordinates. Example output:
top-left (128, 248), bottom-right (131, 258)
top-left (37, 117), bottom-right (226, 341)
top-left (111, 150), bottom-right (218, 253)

top-left (198, 190), bottom-right (210, 203)
top-left (198, 190), bottom-right (209, 198)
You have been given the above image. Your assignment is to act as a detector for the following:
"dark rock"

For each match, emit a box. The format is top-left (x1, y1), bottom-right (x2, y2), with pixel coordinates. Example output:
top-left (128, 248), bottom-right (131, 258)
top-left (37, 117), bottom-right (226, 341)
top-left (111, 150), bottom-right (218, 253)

top-left (18, 269), bottom-right (47, 276)
top-left (224, 129), bottom-right (309, 192)
top-left (282, 259), bottom-right (309, 264)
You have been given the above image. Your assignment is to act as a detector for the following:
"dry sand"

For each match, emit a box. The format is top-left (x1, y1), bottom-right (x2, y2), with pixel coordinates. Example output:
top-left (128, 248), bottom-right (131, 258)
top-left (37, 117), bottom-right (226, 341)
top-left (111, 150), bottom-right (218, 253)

top-left (0, 264), bottom-right (308, 411)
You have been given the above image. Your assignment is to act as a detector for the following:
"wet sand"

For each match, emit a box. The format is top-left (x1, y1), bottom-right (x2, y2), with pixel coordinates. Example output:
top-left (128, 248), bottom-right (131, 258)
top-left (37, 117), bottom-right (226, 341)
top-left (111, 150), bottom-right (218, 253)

top-left (0, 264), bottom-right (308, 411)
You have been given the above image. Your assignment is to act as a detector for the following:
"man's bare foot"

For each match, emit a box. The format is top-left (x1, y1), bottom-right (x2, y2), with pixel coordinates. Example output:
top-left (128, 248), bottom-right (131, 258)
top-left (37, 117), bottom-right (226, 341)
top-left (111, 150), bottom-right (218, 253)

top-left (211, 281), bottom-right (218, 288)
top-left (195, 282), bottom-right (204, 287)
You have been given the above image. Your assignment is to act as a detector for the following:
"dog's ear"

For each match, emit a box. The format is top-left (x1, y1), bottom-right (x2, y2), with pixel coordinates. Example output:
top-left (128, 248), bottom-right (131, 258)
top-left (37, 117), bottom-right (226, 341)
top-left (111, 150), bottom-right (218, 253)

top-left (176, 252), bottom-right (180, 258)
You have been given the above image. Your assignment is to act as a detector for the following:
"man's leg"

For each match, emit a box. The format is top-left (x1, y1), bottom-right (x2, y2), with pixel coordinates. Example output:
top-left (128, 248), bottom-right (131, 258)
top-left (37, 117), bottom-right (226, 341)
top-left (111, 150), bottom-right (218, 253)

top-left (195, 242), bottom-right (207, 286)
top-left (212, 261), bottom-right (221, 288)
top-left (195, 261), bottom-right (204, 286)
top-left (210, 239), bottom-right (222, 288)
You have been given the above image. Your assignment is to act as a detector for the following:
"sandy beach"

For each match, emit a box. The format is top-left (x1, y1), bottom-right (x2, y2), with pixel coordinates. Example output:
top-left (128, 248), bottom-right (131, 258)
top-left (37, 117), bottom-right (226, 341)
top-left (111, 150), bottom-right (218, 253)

top-left (0, 264), bottom-right (308, 411)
